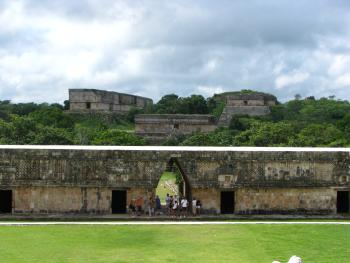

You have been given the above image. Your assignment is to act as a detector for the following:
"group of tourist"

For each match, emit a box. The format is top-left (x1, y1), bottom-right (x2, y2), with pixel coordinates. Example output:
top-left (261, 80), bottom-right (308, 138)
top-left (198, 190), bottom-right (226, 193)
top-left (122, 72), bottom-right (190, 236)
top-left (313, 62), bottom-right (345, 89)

top-left (165, 194), bottom-right (202, 217)
top-left (128, 193), bottom-right (202, 217)
top-left (128, 194), bottom-right (161, 217)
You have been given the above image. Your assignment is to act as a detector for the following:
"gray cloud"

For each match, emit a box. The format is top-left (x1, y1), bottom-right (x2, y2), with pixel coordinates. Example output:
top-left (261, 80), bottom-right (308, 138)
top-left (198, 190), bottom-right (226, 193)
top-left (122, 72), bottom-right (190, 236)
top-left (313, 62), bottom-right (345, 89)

top-left (0, 0), bottom-right (349, 103)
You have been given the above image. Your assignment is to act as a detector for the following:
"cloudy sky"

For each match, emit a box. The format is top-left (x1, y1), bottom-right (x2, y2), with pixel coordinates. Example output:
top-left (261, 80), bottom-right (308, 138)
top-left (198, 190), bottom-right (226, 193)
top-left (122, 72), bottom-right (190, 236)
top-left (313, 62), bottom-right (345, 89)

top-left (0, 0), bottom-right (350, 103)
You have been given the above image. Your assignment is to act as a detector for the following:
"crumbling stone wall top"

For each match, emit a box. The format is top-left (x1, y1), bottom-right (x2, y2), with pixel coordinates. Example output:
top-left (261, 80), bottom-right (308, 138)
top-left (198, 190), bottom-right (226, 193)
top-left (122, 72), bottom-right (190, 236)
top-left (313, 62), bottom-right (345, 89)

top-left (226, 94), bottom-right (276, 101)
top-left (69, 89), bottom-right (153, 113)
top-left (135, 114), bottom-right (217, 124)
top-left (69, 89), bottom-right (152, 103)
top-left (216, 91), bottom-right (277, 102)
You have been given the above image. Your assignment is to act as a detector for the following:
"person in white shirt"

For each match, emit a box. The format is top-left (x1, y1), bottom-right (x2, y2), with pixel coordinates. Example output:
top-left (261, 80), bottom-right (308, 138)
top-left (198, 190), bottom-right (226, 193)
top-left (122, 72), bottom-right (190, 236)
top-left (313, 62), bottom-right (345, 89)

top-left (192, 198), bottom-right (197, 216)
top-left (181, 197), bottom-right (188, 216)
top-left (172, 201), bottom-right (178, 216)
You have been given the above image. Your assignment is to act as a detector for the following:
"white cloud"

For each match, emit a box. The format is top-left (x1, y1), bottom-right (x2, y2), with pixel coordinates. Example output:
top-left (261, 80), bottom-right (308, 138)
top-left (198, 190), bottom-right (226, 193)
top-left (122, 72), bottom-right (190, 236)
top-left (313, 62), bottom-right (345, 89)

top-left (197, 85), bottom-right (225, 97)
top-left (328, 55), bottom-right (350, 76)
top-left (272, 62), bottom-right (286, 75)
top-left (202, 59), bottom-right (220, 73)
top-left (275, 72), bottom-right (310, 89)
top-left (0, 0), bottom-right (350, 103)
top-left (335, 73), bottom-right (350, 87)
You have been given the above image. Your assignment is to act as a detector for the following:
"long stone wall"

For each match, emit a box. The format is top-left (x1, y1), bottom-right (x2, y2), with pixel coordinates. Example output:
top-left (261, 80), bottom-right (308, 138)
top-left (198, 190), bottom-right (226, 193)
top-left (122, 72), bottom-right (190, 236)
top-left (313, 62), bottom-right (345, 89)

top-left (135, 114), bottom-right (217, 144)
top-left (69, 89), bottom-right (153, 114)
top-left (235, 188), bottom-right (336, 214)
top-left (13, 186), bottom-right (111, 214)
top-left (0, 146), bottom-right (349, 215)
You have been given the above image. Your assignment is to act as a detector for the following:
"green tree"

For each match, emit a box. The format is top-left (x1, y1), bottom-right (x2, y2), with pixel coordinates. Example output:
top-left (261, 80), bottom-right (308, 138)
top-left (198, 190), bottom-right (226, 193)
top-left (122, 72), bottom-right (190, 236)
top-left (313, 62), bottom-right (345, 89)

top-left (33, 127), bottom-right (74, 145)
top-left (180, 133), bottom-right (218, 146)
top-left (29, 107), bottom-right (74, 129)
top-left (11, 102), bottom-right (47, 116)
top-left (0, 119), bottom-right (15, 144)
top-left (234, 122), bottom-right (296, 146)
top-left (290, 124), bottom-right (348, 147)
top-left (9, 116), bottom-right (38, 144)
top-left (91, 129), bottom-right (147, 145)
top-left (154, 94), bottom-right (179, 114)
top-left (63, 100), bottom-right (70, 110)
top-left (154, 94), bottom-right (208, 114)
top-left (229, 115), bottom-right (251, 131)
top-left (180, 130), bottom-right (233, 146)
top-left (178, 95), bottom-right (208, 114)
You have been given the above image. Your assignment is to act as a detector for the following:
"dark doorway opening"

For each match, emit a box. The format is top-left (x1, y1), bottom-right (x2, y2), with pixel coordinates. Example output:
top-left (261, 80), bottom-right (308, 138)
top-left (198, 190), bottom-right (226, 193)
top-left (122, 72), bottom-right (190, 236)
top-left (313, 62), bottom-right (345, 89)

top-left (337, 191), bottom-right (349, 213)
top-left (86, 102), bottom-right (91, 109)
top-left (221, 191), bottom-right (235, 214)
top-left (111, 190), bottom-right (127, 214)
top-left (0, 190), bottom-right (12, 213)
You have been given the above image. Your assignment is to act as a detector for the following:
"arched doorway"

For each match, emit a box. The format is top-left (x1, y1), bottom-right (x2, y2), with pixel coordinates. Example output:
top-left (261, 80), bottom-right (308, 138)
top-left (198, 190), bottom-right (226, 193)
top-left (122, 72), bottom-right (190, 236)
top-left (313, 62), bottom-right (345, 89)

top-left (155, 158), bottom-right (192, 205)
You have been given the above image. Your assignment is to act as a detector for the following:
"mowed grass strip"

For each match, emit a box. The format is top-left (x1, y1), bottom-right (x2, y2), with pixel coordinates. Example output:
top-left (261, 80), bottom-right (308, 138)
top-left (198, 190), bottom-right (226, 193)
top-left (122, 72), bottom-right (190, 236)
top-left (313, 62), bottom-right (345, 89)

top-left (0, 225), bottom-right (349, 263)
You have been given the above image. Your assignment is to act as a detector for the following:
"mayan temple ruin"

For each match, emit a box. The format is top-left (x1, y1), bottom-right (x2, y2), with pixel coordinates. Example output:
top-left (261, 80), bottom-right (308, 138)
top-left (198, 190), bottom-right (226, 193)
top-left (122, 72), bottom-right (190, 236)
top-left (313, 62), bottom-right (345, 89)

top-left (217, 92), bottom-right (277, 126)
top-left (69, 89), bottom-right (153, 114)
top-left (134, 91), bottom-right (278, 142)
top-left (0, 146), bottom-right (349, 215)
top-left (0, 89), bottom-right (347, 217)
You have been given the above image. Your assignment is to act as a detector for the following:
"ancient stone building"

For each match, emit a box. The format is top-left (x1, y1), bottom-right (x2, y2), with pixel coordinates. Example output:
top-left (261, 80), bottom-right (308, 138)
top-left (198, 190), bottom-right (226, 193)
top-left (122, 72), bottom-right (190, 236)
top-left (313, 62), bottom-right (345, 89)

top-left (134, 93), bottom-right (278, 143)
top-left (69, 89), bottom-right (153, 114)
top-left (135, 114), bottom-right (217, 144)
top-left (218, 93), bottom-right (277, 126)
top-left (0, 146), bottom-right (349, 216)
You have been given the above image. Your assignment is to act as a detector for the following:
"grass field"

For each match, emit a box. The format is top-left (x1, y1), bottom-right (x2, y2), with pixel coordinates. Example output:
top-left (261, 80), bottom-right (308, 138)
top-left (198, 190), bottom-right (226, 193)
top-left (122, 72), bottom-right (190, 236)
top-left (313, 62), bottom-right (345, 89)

top-left (0, 224), bottom-right (349, 262)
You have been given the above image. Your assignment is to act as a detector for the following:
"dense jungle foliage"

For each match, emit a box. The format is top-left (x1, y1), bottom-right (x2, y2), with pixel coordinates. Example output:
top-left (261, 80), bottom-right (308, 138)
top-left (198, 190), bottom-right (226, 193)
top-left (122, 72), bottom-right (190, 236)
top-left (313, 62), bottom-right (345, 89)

top-left (0, 91), bottom-right (349, 147)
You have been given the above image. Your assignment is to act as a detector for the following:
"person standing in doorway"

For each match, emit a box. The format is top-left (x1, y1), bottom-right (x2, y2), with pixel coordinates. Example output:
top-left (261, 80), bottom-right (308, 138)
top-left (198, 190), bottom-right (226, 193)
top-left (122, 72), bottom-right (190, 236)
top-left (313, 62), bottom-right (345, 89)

top-left (165, 193), bottom-right (171, 215)
top-left (181, 197), bottom-right (188, 217)
top-left (155, 195), bottom-right (161, 215)
top-left (196, 199), bottom-right (202, 215)
top-left (192, 197), bottom-right (197, 216)
top-left (135, 196), bottom-right (143, 216)
top-left (149, 194), bottom-right (156, 216)
top-left (172, 200), bottom-right (178, 217)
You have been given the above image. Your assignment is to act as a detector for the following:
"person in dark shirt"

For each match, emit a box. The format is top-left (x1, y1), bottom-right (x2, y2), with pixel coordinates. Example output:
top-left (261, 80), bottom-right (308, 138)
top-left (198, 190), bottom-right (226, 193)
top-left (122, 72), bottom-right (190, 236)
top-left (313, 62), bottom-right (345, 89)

top-left (155, 195), bottom-right (161, 211)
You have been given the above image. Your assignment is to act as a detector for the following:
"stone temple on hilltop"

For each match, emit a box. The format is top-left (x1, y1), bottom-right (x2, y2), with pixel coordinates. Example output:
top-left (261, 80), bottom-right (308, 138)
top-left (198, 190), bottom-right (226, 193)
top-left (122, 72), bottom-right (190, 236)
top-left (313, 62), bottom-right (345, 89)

top-left (69, 89), bottom-right (153, 114)
top-left (217, 92), bottom-right (277, 126)
top-left (134, 91), bottom-right (278, 143)
top-left (67, 88), bottom-right (278, 143)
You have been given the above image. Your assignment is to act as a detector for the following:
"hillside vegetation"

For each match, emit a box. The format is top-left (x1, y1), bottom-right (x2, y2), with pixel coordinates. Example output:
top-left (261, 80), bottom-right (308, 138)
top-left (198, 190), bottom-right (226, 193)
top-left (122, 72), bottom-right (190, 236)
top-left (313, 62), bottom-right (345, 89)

top-left (0, 92), bottom-right (349, 147)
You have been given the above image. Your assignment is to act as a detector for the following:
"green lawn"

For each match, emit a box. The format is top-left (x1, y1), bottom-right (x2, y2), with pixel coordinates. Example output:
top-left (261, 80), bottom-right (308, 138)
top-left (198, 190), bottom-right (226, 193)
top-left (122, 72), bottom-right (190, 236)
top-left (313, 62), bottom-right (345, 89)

top-left (0, 224), bottom-right (349, 262)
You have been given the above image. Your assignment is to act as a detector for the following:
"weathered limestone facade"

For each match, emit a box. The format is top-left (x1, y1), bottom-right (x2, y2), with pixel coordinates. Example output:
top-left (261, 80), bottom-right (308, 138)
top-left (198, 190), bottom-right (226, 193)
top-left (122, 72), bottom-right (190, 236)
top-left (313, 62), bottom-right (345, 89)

top-left (134, 94), bottom-right (278, 143)
top-left (0, 146), bottom-right (349, 215)
top-left (69, 89), bottom-right (152, 114)
top-left (135, 114), bottom-right (217, 144)
top-left (218, 94), bottom-right (277, 126)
